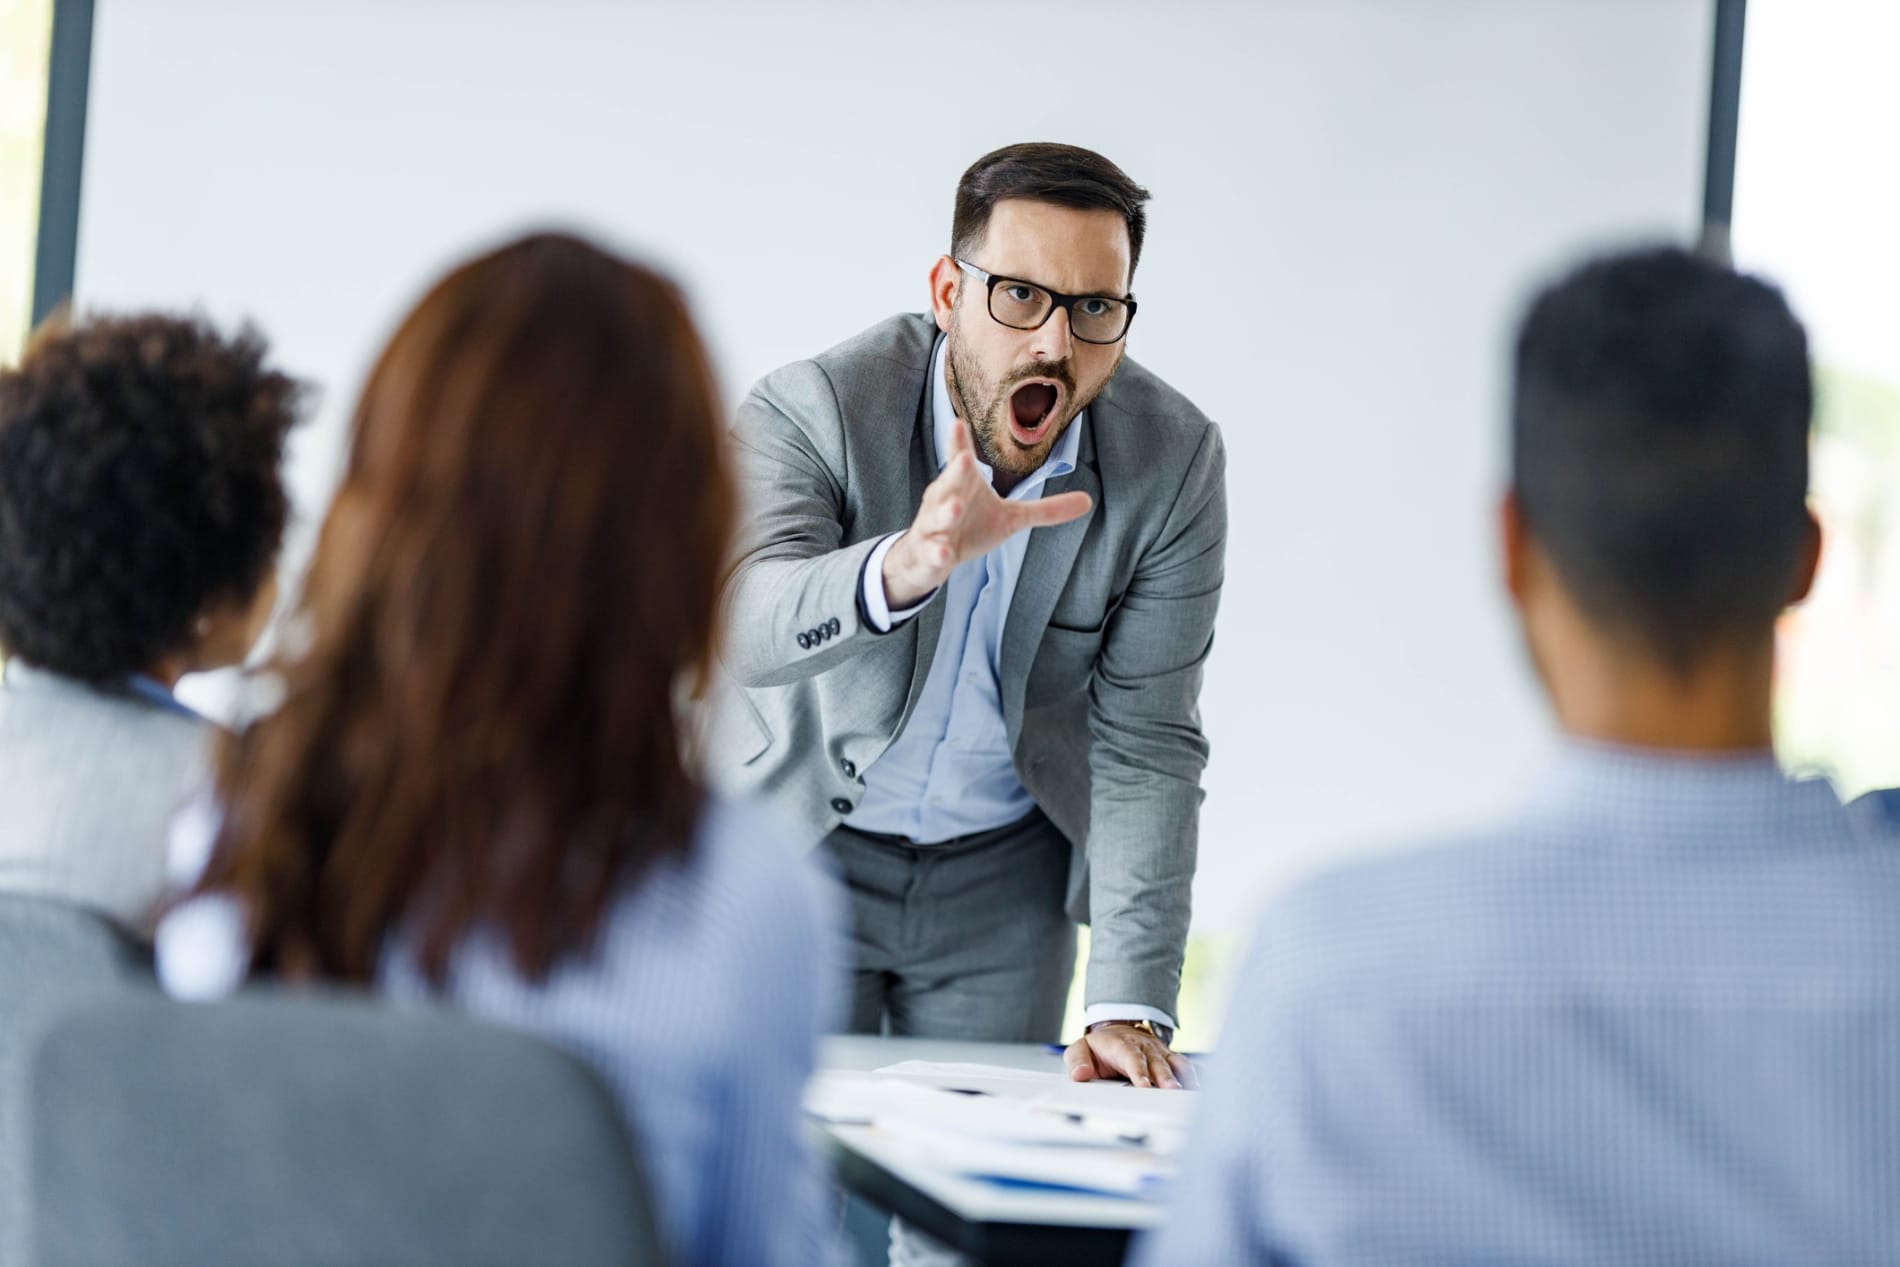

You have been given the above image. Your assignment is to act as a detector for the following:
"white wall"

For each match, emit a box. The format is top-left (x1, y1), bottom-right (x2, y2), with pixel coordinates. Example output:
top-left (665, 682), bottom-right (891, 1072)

top-left (1734, 0), bottom-right (1900, 387)
top-left (1730, 0), bottom-right (1900, 798)
top-left (76, 0), bottom-right (1713, 937)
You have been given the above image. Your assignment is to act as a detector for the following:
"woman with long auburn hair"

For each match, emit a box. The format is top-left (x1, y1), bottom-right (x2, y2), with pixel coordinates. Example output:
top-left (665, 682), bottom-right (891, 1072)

top-left (156, 232), bottom-right (844, 1267)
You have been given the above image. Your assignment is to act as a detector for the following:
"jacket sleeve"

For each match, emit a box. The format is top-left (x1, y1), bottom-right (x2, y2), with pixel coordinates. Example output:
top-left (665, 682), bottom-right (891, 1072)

top-left (1081, 423), bottom-right (1227, 1021)
top-left (721, 360), bottom-right (908, 689)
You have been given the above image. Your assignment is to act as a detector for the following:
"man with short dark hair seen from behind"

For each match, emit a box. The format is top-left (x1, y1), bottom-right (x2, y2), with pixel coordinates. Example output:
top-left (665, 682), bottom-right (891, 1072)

top-left (711, 142), bottom-right (1225, 1090)
top-left (1135, 246), bottom-right (1900, 1265)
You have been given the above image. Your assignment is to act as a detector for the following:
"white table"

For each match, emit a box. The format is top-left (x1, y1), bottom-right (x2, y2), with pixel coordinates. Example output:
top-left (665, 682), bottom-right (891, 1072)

top-left (812, 1036), bottom-right (1198, 1266)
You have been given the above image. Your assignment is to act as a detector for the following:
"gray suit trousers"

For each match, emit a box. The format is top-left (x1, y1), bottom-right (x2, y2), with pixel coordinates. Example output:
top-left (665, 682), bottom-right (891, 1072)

top-left (823, 810), bottom-right (1077, 1042)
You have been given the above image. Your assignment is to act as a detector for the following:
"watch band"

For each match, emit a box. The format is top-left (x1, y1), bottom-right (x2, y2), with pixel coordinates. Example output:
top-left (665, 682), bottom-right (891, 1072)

top-left (1086, 1018), bottom-right (1175, 1047)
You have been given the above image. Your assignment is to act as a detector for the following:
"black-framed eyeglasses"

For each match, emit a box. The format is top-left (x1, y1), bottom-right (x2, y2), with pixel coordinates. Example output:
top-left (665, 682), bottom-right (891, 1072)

top-left (954, 259), bottom-right (1137, 345)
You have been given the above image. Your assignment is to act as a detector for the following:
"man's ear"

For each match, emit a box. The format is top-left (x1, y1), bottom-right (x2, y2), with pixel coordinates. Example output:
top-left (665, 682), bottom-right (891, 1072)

top-left (1787, 505), bottom-right (1823, 607)
top-left (1501, 489), bottom-right (1530, 607)
top-left (928, 256), bottom-right (960, 333)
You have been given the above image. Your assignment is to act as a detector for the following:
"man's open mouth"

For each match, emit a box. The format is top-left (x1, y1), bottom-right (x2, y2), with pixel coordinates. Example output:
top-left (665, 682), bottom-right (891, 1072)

top-left (1006, 381), bottom-right (1062, 448)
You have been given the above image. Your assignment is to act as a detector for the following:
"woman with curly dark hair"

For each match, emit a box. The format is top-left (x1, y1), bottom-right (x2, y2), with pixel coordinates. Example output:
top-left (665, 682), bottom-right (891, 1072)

top-left (155, 232), bottom-right (845, 1267)
top-left (0, 313), bottom-right (298, 930)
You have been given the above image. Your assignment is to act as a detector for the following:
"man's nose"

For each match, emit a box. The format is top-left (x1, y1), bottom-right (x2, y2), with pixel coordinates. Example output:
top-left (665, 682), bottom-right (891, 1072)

top-left (1027, 306), bottom-right (1074, 363)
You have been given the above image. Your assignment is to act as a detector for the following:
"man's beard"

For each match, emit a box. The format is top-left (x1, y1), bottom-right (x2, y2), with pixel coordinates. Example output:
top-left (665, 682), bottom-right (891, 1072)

top-left (946, 327), bottom-right (1114, 482)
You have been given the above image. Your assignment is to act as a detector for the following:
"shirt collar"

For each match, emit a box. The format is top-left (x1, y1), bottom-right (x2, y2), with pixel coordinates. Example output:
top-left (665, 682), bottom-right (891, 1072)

top-left (125, 672), bottom-right (204, 721)
top-left (930, 334), bottom-right (1080, 500)
top-left (1516, 736), bottom-right (1855, 851)
top-left (1, 658), bottom-right (202, 722)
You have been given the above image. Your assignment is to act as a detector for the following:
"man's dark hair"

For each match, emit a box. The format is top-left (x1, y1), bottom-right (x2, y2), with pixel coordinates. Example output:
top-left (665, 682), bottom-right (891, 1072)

top-left (952, 142), bottom-right (1151, 280)
top-left (1512, 245), bottom-right (1813, 673)
top-left (0, 313), bottom-right (301, 682)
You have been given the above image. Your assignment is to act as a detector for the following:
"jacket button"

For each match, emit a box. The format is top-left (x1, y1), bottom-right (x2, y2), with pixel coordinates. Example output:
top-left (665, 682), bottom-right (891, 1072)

top-left (830, 797), bottom-right (853, 814)
top-left (797, 632), bottom-right (811, 650)
top-left (840, 758), bottom-right (856, 778)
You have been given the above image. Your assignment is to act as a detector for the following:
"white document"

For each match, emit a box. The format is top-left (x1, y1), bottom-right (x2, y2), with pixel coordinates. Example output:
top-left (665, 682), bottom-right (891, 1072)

top-left (805, 1071), bottom-right (1184, 1152)
top-left (805, 1072), bottom-right (958, 1125)
top-left (872, 1060), bottom-right (1067, 1084)
top-left (873, 1118), bottom-right (1176, 1197)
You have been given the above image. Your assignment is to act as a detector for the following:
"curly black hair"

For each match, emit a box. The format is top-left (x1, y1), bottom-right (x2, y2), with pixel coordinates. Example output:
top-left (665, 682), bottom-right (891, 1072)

top-left (0, 313), bottom-right (302, 683)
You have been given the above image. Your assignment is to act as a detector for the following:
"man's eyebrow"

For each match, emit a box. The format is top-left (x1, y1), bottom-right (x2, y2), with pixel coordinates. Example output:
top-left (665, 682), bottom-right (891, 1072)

top-left (988, 266), bottom-right (1130, 298)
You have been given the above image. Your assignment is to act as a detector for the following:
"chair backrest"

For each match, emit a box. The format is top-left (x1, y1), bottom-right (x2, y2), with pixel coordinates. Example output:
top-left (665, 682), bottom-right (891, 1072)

top-left (26, 990), bottom-right (667, 1267)
top-left (0, 894), bottom-right (151, 1267)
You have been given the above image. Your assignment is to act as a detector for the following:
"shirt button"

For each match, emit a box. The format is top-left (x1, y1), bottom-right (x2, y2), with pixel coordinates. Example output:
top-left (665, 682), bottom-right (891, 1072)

top-left (830, 797), bottom-right (853, 814)
top-left (840, 758), bottom-right (857, 778)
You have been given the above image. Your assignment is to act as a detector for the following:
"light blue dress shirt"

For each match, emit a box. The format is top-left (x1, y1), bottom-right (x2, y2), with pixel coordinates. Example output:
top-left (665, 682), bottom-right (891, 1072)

top-left (847, 334), bottom-right (1079, 842)
top-left (158, 793), bottom-right (848, 1267)
top-left (847, 339), bottom-right (1171, 1032)
top-left (1136, 742), bottom-right (1900, 1266)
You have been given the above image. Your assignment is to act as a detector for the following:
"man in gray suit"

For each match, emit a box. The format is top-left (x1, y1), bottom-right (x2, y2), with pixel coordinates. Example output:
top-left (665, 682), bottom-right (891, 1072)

top-left (714, 142), bottom-right (1224, 1087)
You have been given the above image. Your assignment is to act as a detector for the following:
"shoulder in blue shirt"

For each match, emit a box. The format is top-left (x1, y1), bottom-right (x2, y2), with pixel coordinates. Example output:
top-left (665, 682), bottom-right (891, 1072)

top-left (1137, 746), bottom-right (1900, 1266)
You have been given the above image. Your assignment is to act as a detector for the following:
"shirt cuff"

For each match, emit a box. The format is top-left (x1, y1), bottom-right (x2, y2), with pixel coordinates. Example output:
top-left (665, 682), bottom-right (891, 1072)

top-left (859, 532), bottom-right (935, 633)
top-left (1081, 1002), bottom-right (1179, 1036)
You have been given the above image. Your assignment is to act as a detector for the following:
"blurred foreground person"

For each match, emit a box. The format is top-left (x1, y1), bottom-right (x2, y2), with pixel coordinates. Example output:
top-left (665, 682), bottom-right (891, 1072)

top-left (158, 233), bottom-right (845, 1267)
top-left (0, 313), bottom-right (295, 931)
top-left (1137, 247), bottom-right (1900, 1266)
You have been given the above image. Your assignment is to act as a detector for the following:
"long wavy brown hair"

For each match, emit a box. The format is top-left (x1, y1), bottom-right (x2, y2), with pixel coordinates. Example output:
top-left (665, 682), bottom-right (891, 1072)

top-left (195, 232), bottom-right (735, 985)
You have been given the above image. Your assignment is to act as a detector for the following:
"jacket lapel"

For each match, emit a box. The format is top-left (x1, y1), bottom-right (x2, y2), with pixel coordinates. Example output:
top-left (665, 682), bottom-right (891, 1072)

top-left (895, 356), bottom-right (945, 732)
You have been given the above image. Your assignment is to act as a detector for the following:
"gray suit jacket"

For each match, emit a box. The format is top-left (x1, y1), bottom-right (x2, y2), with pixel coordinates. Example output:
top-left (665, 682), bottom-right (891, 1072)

top-left (0, 662), bottom-right (209, 933)
top-left (709, 313), bottom-right (1226, 1018)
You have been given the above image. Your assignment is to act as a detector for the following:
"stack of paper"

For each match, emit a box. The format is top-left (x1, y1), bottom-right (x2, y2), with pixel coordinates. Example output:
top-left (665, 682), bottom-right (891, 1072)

top-left (871, 1118), bottom-right (1170, 1197)
top-left (805, 1070), bottom-right (1184, 1197)
top-left (872, 1060), bottom-right (1067, 1084)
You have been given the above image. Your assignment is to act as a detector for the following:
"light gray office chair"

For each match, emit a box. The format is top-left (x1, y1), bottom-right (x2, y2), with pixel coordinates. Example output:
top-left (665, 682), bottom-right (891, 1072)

top-left (25, 990), bottom-right (667, 1267)
top-left (0, 894), bottom-right (152, 1267)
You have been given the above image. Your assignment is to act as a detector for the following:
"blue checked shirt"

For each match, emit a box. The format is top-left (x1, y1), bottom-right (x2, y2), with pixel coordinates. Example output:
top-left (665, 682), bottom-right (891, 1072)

top-left (1136, 741), bottom-right (1900, 1266)
top-left (1849, 786), bottom-right (1900, 836)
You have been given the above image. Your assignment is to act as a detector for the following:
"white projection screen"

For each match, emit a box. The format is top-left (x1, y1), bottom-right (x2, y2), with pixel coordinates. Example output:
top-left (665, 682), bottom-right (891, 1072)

top-left (73, 0), bottom-right (1717, 1026)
